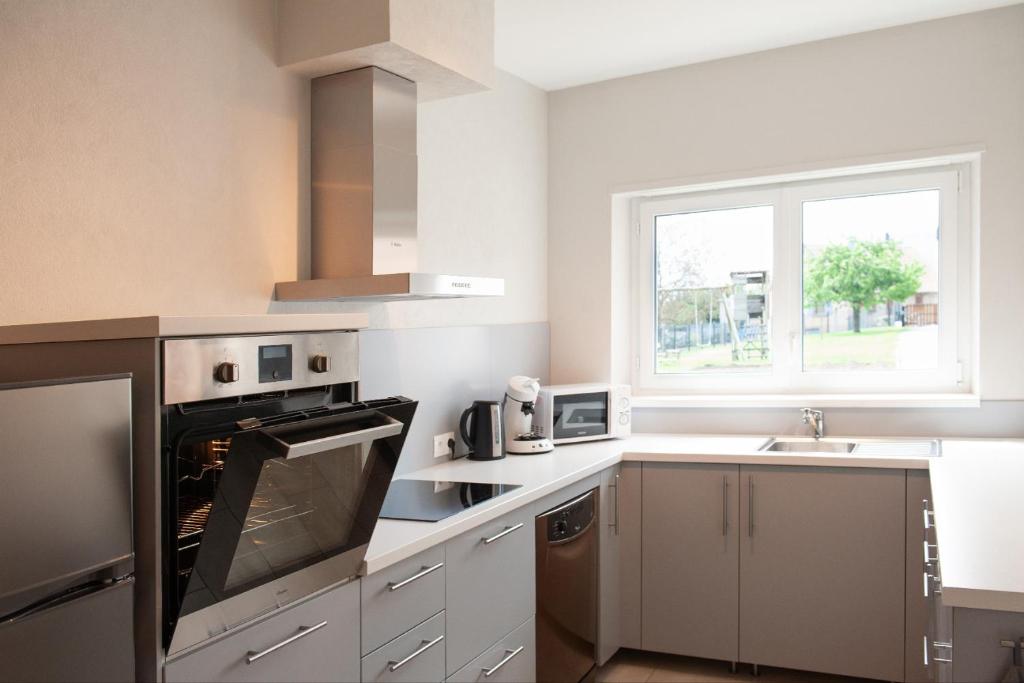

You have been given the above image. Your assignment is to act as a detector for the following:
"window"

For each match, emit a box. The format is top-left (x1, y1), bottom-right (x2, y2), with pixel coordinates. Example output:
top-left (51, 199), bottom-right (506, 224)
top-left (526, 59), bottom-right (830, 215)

top-left (633, 163), bottom-right (973, 397)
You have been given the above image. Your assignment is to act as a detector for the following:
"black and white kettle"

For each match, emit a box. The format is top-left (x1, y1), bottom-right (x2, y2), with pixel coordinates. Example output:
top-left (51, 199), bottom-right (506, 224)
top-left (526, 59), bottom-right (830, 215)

top-left (459, 400), bottom-right (505, 461)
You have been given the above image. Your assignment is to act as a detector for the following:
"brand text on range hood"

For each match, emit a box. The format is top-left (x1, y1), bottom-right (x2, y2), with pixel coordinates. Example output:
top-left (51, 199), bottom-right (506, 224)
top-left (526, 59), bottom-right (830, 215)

top-left (275, 67), bottom-right (504, 301)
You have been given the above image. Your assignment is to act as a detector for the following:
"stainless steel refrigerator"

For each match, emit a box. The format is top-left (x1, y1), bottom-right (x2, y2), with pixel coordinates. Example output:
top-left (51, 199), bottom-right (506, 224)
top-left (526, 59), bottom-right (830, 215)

top-left (0, 375), bottom-right (135, 683)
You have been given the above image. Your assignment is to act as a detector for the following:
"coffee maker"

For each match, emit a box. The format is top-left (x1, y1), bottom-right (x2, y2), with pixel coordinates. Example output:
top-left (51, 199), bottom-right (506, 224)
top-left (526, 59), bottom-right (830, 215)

top-left (503, 376), bottom-right (554, 455)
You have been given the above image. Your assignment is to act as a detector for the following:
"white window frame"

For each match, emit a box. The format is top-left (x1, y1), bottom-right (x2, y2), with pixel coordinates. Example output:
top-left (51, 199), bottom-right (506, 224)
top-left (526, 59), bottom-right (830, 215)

top-left (631, 162), bottom-right (974, 398)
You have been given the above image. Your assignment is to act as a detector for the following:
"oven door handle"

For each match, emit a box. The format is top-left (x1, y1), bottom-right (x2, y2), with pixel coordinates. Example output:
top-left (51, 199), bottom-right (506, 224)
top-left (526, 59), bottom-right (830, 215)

top-left (263, 413), bottom-right (404, 459)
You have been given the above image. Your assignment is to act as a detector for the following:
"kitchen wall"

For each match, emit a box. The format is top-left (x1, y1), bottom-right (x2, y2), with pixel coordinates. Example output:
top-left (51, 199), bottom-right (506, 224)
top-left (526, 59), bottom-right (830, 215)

top-left (359, 322), bottom-right (549, 474)
top-left (547, 5), bottom-right (1024, 432)
top-left (0, 0), bottom-right (548, 331)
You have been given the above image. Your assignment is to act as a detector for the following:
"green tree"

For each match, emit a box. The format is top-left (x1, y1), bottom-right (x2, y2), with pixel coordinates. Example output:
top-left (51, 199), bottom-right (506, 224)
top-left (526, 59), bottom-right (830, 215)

top-left (804, 239), bottom-right (924, 333)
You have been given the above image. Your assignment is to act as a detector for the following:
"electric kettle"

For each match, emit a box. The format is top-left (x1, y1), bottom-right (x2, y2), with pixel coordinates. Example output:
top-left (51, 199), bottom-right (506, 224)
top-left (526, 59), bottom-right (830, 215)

top-left (459, 400), bottom-right (505, 461)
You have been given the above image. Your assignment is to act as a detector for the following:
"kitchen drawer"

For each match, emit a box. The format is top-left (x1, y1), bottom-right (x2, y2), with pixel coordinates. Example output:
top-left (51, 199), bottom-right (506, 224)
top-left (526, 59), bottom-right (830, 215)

top-left (446, 617), bottom-right (535, 683)
top-left (361, 611), bottom-right (446, 683)
top-left (445, 507), bottom-right (535, 676)
top-left (362, 545), bottom-right (445, 654)
top-left (163, 580), bottom-right (360, 683)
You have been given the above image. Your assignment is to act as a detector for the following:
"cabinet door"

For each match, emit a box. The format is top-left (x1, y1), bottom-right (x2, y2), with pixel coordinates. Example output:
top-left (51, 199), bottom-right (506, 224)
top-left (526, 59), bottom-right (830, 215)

top-left (597, 465), bottom-right (621, 665)
top-left (445, 508), bottom-right (534, 676)
top-left (642, 463), bottom-right (740, 662)
top-left (617, 462), bottom-right (642, 650)
top-left (361, 611), bottom-right (446, 683)
top-left (907, 470), bottom-right (933, 683)
top-left (739, 466), bottom-right (905, 681)
top-left (446, 618), bottom-right (535, 683)
top-left (163, 579), bottom-right (360, 683)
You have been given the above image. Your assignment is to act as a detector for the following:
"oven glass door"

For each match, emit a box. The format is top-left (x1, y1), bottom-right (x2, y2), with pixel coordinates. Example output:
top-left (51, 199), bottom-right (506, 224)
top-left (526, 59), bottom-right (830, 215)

top-left (178, 404), bottom-right (410, 620)
top-left (552, 392), bottom-right (609, 440)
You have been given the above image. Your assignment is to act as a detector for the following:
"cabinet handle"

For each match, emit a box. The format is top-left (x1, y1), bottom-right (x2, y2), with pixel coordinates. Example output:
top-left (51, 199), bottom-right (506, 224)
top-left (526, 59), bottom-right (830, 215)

top-left (387, 562), bottom-right (444, 592)
top-left (246, 621), bottom-right (328, 664)
top-left (722, 476), bottom-right (729, 536)
top-left (922, 499), bottom-right (935, 530)
top-left (924, 541), bottom-right (938, 564)
top-left (747, 477), bottom-right (754, 537)
top-left (387, 634), bottom-right (444, 672)
top-left (482, 523), bottom-right (524, 545)
top-left (483, 646), bottom-right (525, 677)
top-left (923, 635), bottom-right (929, 667)
top-left (609, 473), bottom-right (620, 535)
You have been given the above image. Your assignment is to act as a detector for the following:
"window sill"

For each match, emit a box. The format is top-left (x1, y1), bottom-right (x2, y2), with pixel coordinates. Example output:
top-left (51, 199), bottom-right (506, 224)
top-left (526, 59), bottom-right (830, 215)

top-left (631, 393), bottom-right (981, 409)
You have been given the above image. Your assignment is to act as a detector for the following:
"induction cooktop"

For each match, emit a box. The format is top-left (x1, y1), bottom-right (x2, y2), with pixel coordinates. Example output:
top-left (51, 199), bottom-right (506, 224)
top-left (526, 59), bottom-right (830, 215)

top-left (379, 479), bottom-right (522, 522)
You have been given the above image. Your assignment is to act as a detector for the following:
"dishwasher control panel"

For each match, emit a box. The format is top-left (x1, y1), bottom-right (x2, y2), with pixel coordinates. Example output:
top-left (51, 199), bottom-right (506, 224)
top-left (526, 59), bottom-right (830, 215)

top-left (542, 490), bottom-right (596, 542)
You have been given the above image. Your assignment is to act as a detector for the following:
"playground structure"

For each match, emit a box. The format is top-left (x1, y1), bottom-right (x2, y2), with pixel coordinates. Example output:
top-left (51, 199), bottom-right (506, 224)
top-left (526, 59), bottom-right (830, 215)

top-left (656, 270), bottom-right (770, 362)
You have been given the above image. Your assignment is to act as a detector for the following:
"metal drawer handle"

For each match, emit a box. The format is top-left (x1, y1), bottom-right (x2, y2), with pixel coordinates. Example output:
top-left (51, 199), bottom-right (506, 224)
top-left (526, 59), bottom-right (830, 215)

top-left (609, 473), bottom-right (620, 534)
top-left (387, 634), bottom-right (444, 672)
top-left (387, 562), bottom-right (444, 592)
top-left (482, 522), bottom-right (525, 545)
top-left (933, 656), bottom-right (953, 663)
top-left (923, 499), bottom-right (935, 530)
top-left (934, 641), bottom-right (953, 649)
top-left (747, 477), bottom-right (754, 537)
top-left (246, 621), bottom-right (328, 664)
top-left (483, 646), bottom-right (525, 677)
top-left (924, 541), bottom-right (938, 564)
top-left (722, 476), bottom-right (729, 536)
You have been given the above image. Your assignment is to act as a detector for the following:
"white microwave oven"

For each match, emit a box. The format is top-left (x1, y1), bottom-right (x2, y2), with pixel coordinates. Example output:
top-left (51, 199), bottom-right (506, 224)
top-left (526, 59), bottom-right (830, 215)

top-left (536, 384), bottom-right (631, 444)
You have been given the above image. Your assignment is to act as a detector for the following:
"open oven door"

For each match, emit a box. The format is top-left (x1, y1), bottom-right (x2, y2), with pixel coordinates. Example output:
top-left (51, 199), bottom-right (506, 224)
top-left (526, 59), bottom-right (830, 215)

top-left (169, 397), bottom-right (416, 656)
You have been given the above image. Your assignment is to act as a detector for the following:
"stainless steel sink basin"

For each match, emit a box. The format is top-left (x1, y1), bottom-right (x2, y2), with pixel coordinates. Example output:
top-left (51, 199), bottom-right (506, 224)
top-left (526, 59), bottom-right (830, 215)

top-left (759, 437), bottom-right (940, 456)
top-left (762, 438), bottom-right (856, 453)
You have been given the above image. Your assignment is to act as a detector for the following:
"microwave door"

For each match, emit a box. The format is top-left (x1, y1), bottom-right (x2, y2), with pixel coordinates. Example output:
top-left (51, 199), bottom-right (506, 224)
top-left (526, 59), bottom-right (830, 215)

top-left (179, 406), bottom-right (410, 619)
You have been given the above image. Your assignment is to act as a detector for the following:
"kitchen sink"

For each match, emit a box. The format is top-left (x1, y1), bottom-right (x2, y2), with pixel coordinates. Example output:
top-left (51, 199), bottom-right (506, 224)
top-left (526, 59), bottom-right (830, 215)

top-left (760, 437), bottom-right (940, 456)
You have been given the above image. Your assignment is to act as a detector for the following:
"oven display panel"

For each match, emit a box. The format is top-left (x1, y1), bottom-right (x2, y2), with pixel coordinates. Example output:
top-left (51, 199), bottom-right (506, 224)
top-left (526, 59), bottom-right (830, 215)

top-left (258, 344), bottom-right (292, 383)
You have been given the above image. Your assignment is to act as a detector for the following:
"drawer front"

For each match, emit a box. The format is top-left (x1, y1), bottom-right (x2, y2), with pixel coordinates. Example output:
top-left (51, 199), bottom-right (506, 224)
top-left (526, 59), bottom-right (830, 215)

top-left (164, 580), bottom-right (360, 683)
top-left (447, 618), bottom-right (535, 683)
top-left (361, 611), bottom-right (446, 683)
top-left (362, 545), bottom-right (445, 654)
top-left (445, 508), bottom-right (535, 676)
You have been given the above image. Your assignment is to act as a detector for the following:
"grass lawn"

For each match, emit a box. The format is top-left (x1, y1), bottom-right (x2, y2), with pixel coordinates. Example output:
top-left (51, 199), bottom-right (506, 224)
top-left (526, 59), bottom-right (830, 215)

top-left (657, 326), bottom-right (916, 373)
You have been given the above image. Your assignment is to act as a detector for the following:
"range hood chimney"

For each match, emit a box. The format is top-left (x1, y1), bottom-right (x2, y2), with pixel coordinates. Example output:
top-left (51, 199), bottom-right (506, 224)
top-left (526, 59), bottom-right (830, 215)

top-left (275, 67), bottom-right (504, 301)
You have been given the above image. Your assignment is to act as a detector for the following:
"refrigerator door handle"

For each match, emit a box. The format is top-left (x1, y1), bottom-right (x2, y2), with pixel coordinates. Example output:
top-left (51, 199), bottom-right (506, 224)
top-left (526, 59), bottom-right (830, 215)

top-left (0, 576), bottom-right (134, 625)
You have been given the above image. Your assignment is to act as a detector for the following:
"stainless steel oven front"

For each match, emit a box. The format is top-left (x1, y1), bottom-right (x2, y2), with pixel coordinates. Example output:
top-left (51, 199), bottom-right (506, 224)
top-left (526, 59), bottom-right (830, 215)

top-left (161, 332), bottom-right (416, 657)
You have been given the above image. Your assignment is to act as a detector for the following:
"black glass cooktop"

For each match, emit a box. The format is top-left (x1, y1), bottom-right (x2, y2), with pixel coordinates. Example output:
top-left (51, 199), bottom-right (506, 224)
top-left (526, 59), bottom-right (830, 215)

top-left (379, 480), bottom-right (522, 522)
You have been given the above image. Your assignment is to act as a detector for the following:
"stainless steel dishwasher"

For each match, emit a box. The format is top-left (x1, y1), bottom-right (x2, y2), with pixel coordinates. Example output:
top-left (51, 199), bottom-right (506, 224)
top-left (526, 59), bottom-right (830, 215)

top-left (536, 488), bottom-right (599, 683)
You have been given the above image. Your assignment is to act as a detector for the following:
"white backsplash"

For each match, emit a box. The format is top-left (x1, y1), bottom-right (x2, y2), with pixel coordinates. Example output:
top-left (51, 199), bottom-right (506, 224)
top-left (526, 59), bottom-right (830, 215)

top-left (359, 322), bottom-right (549, 474)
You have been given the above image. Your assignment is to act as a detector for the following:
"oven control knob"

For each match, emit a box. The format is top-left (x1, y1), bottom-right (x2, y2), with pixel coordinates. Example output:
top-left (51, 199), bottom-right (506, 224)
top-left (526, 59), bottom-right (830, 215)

top-left (310, 354), bottom-right (331, 373)
top-left (215, 362), bottom-right (239, 384)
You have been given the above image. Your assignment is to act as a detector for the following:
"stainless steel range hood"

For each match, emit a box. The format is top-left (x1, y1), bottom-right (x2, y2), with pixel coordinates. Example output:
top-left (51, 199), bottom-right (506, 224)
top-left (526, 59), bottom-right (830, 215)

top-left (275, 67), bottom-right (504, 302)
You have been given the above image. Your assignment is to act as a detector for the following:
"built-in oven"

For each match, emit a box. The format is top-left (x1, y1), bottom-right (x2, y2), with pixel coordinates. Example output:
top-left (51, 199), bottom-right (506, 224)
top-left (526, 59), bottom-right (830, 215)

top-left (160, 332), bottom-right (416, 657)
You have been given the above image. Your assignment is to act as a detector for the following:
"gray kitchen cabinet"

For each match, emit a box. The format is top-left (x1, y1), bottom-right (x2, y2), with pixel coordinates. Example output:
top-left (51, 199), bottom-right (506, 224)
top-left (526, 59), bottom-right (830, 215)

top-left (596, 465), bottom-right (621, 665)
top-left (949, 608), bottom-right (1024, 682)
top-left (163, 579), bottom-right (360, 683)
top-left (907, 470), bottom-right (933, 683)
top-left (642, 462), bottom-right (740, 663)
top-left (445, 507), bottom-right (535, 676)
top-left (361, 545), bottom-right (445, 654)
top-left (617, 462), bottom-right (643, 650)
top-left (361, 611), bottom-right (446, 683)
top-left (446, 617), bottom-right (535, 683)
top-left (738, 465), bottom-right (906, 681)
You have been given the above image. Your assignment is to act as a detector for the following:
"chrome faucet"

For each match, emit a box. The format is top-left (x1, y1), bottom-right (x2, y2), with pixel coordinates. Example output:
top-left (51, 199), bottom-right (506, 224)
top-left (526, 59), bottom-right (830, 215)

top-left (801, 408), bottom-right (824, 440)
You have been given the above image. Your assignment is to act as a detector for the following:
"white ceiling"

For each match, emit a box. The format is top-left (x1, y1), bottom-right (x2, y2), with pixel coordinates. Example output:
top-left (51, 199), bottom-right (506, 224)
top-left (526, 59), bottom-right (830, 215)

top-left (495, 0), bottom-right (1021, 91)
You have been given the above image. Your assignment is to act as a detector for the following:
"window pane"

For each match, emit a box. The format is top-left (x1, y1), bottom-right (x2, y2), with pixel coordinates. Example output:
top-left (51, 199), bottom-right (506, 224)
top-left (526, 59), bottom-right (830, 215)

top-left (654, 205), bottom-right (773, 374)
top-left (801, 190), bottom-right (939, 372)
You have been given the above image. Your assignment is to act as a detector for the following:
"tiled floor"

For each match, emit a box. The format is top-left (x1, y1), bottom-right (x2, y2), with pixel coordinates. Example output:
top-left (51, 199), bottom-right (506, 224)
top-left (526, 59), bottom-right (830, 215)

top-left (595, 649), bottom-right (876, 683)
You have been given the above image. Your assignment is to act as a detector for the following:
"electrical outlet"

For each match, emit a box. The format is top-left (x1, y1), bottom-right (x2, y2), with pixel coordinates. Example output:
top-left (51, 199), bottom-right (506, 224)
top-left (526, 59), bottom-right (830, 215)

top-left (433, 431), bottom-right (454, 459)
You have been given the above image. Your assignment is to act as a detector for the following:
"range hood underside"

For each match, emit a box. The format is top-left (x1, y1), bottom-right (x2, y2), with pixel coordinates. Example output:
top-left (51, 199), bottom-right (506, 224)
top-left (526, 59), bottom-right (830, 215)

top-left (275, 272), bottom-right (505, 302)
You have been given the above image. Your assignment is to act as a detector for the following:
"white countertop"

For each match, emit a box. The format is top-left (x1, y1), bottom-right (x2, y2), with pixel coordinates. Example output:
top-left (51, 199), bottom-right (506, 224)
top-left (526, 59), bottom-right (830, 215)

top-left (364, 433), bottom-right (933, 573)
top-left (929, 439), bottom-right (1024, 612)
top-left (0, 313), bottom-right (369, 344)
top-left (366, 432), bottom-right (1024, 613)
